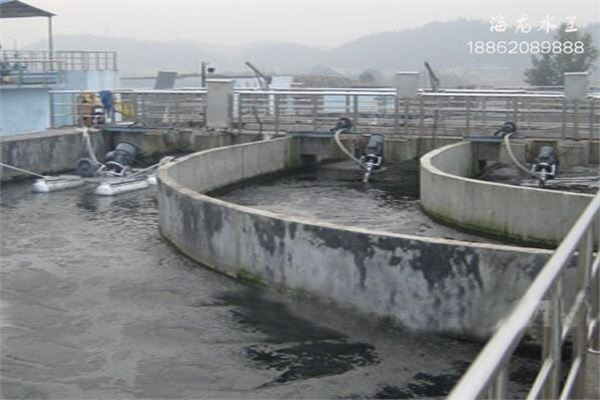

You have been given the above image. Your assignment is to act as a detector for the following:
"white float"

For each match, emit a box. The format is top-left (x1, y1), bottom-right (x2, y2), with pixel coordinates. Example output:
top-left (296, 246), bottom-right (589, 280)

top-left (32, 176), bottom-right (86, 193)
top-left (94, 178), bottom-right (150, 196)
top-left (146, 174), bottom-right (157, 186)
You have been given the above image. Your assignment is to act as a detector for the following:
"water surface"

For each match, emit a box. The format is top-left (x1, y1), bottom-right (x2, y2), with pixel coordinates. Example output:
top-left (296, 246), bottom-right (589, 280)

top-left (1, 180), bottom-right (536, 399)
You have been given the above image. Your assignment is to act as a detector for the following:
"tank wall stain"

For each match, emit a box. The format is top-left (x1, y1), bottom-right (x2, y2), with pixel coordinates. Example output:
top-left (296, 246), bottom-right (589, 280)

top-left (157, 137), bottom-right (554, 338)
top-left (1, 129), bottom-right (107, 181)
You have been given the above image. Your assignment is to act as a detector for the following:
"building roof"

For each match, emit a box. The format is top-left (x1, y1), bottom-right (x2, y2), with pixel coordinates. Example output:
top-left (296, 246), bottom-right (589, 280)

top-left (0, 0), bottom-right (55, 18)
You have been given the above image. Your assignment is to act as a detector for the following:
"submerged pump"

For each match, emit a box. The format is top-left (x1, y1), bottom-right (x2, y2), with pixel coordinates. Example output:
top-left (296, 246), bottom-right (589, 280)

top-left (331, 117), bottom-right (385, 183)
top-left (531, 146), bottom-right (559, 183)
top-left (360, 134), bottom-right (384, 182)
top-left (499, 122), bottom-right (560, 187)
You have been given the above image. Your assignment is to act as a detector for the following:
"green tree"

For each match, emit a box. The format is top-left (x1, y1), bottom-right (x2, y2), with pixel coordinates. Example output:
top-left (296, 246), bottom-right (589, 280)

top-left (524, 24), bottom-right (598, 86)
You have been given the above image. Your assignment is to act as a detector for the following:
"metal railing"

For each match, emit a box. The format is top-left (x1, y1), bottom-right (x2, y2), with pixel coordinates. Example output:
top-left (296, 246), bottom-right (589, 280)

top-left (48, 87), bottom-right (600, 139)
top-left (0, 58), bottom-right (65, 86)
top-left (448, 192), bottom-right (600, 399)
top-left (1, 50), bottom-right (117, 71)
top-left (237, 89), bottom-right (599, 139)
top-left (49, 89), bottom-right (206, 128)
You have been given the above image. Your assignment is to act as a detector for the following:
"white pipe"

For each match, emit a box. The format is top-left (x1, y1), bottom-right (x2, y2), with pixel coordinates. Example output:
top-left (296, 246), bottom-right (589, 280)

top-left (503, 133), bottom-right (543, 183)
top-left (333, 129), bottom-right (365, 169)
top-left (79, 127), bottom-right (99, 164)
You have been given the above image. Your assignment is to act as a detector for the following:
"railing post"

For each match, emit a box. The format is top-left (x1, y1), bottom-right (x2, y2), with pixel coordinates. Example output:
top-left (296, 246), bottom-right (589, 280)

top-left (419, 95), bottom-right (424, 136)
top-left (394, 95), bottom-right (399, 135)
top-left (404, 98), bottom-right (409, 136)
top-left (238, 93), bottom-right (243, 133)
top-left (465, 97), bottom-right (471, 137)
top-left (353, 95), bottom-right (359, 130)
top-left (573, 100), bottom-right (580, 140)
top-left (482, 97), bottom-right (487, 125)
top-left (174, 94), bottom-right (179, 125)
top-left (574, 230), bottom-right (592, 398)
top-left (542, 284), bottom-right (562, 400)
top-left (312, 94), bottom-right (318, 131)
top-left (345, 95), bottom-right (351, 115)
top-left (591, 230), bottom-right (600, 352)
top-left (562, 99), bottom-right (567, 139)
top-left (492, 365), bottom-right (508, 399)
top-left (274, 93), bottom-right (280, 135)
top-left (590, 99), bottom-right (596, 141)
top-left (49, 91), bottom-right (55, 129)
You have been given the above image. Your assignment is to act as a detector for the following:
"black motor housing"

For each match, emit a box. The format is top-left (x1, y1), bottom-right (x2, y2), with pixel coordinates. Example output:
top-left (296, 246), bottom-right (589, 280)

top-left (331, 117), bottom-right (353, 133)
top-left (362, 133), bottom-right (384, 170)
top-left (532, 146), bottom-right (559, 181)
top-left (105, 142), bottom-right (138, 167)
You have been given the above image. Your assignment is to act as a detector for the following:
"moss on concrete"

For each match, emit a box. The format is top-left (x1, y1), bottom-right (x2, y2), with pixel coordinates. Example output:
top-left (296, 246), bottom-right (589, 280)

top-left (422, 207), bottom-right (557, 249)
top-left (236, 269), bottom-right (268, 287)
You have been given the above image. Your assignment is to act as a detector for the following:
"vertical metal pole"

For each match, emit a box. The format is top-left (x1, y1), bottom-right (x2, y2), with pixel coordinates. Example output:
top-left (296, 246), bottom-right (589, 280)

top-left (590, 99), bottom-right (596, 140)
top-left (47, 17), bottom-right (54, 71)
top-left (465, 97), bottom-right (471, 137)
top-left (201, 62), bottom-right (206, 87)
top-left (274, 94), bottom-right (280, 135)
top-left (394, 95), bottom-right (399, 135)
top-left (562, 99), bottom-right (567, 139)
top-left (72, 93), bottom-right (77, 126)
top-left (591, 228), bottom-right (600, 352)
top-left (141, 93), bottom-right (146, 124)
top-left (312, 94), bottom-right (318, 131)
top-left (174, 94), bottom-right (179, 125)
top-left (493, 366), bottom-right (508, 400)
top-left (403, 98), bottom-right (409, 136)
top-left (346, 95), bottom-right (350, 115)
top-left (482, 97), bottom-right (487, 125)
top-left (542, 284), bottom-right (562, 400)
top-left (419, 95), bottom-right (424, 137)
top-left (49, 92), bottom-right (55, 129)
top-left (573, 100), bottom-right (580, 140)
top-left (513, 98), bottom-right (518, 124)
top-left (526, 98), bottom-right (531, 129)
top-left (353, 95), bottom-right (359, 130)
top-left (574, 230), bottom-right (592, 398)
top-left (238, 93), bottom-right (243, 133)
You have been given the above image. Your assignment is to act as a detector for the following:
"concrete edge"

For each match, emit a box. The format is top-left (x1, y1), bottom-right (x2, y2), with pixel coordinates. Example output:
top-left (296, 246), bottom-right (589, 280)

top-left (420, 142), bottom-right (595, 200)
top-left (157, 138), bottom-right (552, 255)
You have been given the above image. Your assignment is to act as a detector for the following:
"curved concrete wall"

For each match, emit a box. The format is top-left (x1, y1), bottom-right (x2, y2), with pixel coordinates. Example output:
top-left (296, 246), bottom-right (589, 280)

top-left (157, 137), bottom-right (555, 338)
top-left (420, 141), bottom-right (596, 246)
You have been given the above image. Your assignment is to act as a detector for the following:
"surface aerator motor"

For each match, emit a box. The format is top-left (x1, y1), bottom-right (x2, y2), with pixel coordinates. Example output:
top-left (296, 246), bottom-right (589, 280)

top-left (76, 142), bottom-right (140, 178)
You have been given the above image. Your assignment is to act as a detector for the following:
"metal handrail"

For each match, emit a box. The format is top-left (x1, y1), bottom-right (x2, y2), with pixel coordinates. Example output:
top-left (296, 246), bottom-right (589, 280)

top-left (448, 192), bottom-right (600, 399)
top-left (1, 50), bottom-right (117, 71)
top-left (48, 88), bottom-right (600, 139)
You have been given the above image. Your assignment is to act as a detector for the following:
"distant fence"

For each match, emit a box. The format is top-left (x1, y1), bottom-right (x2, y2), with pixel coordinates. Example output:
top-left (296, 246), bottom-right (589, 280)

top-left (50, 89), bottom-right (206, 128)
top-left (49, 87), bottom-right (600, 139)
top-left (1, 58), bottom-right (65, 87)
top-left (1, 50), bottom-right (117, 71)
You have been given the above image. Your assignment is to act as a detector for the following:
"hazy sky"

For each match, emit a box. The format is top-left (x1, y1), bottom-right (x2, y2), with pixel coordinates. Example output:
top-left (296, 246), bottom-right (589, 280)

top-left (1, 0), bottom-right (599, 49)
